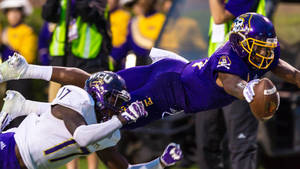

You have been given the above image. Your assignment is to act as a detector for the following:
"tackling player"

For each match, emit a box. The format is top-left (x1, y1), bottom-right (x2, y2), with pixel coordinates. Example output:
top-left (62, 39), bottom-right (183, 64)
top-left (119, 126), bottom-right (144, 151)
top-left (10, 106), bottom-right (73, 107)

top-left (1, 12), bottom-right (300, 167)
top-left (0, 71), bottom-right (183, 169)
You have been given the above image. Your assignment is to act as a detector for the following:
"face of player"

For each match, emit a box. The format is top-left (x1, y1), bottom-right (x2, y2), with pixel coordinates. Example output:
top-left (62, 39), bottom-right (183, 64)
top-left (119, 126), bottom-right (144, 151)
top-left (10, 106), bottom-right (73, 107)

top-left (96, 93), bottom-right (129, 122)
top-left (248, 43), bottom-right (275, 69)
top-left (95, 108), bottom-right (109, 123)
top-left (6, 8), bottom-right (23, 26)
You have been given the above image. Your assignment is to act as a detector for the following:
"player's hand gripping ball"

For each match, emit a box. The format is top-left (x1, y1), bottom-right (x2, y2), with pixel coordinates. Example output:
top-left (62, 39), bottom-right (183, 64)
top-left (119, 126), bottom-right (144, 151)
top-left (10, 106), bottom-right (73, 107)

top-left (249, 78), bottom-right (280, 121)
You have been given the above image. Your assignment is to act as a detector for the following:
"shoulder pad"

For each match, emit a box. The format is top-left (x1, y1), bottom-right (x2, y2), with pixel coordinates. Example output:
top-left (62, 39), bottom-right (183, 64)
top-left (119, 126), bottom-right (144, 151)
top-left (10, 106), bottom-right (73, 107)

top-left (52, 85), bottom-right (97, 124)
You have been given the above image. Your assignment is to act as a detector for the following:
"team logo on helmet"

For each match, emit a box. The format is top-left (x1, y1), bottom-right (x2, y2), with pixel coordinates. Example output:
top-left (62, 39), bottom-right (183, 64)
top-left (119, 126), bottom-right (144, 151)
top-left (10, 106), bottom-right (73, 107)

top-left (85, 71), bottom-right (131, 122)
top-left (231, 14), bottom-right (250, 34)
top-left (229, 13), bottom-right (278, 69)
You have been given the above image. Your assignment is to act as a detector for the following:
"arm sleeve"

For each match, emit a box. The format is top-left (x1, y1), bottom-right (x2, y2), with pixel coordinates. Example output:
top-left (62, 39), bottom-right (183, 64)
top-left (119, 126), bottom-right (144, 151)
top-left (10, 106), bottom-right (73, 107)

top-left (73, 115), bottom-right (122, 147)
top-left (128, 158), bottom-right (164, 169)
top-left (23, 100), bottom-right (51, 116)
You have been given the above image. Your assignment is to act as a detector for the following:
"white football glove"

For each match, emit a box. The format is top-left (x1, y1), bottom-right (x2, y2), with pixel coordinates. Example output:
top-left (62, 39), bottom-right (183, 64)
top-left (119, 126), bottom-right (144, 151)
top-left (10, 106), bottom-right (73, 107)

top-left (0, 110), bottom-right (12, 132)
top-left (243, 79), bottom-right (260, 103)
top-left (1, 90), bottom-right (26, 119)
top-left (0, 90), bottom-right (26, 131)
top-left (0, 52), bottom-right (28, 83)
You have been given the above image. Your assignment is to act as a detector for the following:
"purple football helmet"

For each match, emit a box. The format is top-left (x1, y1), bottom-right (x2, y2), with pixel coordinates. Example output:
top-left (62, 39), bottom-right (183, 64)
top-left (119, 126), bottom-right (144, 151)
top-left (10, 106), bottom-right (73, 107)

top-left (229, 13), bottom-right (278, 69)
top-left (85, 71), bottom-right (131, 121)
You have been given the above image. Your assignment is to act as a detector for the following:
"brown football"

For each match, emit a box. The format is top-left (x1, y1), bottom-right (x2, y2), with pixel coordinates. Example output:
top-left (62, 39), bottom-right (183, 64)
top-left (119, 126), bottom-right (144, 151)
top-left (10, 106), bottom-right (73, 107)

top-left (249, 78), bottom-right (280, 121)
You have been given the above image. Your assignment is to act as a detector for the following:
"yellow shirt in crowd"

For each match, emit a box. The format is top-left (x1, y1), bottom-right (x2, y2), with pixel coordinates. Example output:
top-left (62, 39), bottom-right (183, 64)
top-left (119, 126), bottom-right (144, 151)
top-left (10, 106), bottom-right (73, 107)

top-left (110, 8), bottom-right (131, 47)
top-left (3, 23), bottom-right (37, 63)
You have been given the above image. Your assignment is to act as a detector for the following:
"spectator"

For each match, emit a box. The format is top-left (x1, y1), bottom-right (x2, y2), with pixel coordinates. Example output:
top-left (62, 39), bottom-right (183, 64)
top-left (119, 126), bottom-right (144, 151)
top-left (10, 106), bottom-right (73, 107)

top-left (0, 23), bottom-right (13, 108)
top-left (38, 22), bottom-right (56, 66)
top-left (0, 24), bottom-right (13, 62)
top-left (112, 0), bottom-right (165, 67)
top-left (0, 0), bottom-right (37, 100)
top-left (42, 0), bottom-right (113, 168)
top-left (109, 0), bottom-right (131, 71)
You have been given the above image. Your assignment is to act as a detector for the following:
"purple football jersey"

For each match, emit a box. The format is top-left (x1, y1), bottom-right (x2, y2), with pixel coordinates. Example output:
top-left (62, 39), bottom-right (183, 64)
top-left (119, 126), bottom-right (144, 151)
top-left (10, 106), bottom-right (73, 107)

top-left (118, 42), bottom-right (280, 129)
top-left (181, 41), bottom-right (280, 113)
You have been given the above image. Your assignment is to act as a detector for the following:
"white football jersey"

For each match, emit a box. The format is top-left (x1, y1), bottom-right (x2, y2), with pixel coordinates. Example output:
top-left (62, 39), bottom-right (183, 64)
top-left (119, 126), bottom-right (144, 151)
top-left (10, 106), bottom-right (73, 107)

top-left (14, 85), bottom-right (121, 169)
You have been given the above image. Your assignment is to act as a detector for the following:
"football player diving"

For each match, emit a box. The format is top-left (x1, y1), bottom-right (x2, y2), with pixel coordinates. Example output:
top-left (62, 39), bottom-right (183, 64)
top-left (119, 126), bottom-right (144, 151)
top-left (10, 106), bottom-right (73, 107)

top-left (0, 71), bottom-right (182, 169)
top-left (0, 12), bottom-right (300, 168)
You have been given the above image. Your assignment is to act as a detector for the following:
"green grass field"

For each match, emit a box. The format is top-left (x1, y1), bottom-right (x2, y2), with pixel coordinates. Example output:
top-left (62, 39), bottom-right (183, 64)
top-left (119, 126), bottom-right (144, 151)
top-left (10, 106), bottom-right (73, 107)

top-left (58, 158), bottom-right (107, 169)
top-left (58, 158), bottom-right (200, 169)
top-left (57, 158), bottom-right (267, 169)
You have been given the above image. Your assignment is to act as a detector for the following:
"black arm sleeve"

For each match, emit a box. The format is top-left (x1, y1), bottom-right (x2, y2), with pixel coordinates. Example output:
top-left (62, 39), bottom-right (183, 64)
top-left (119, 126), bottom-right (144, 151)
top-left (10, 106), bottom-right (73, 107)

top-left (42, 0), bottom-right (61, 23)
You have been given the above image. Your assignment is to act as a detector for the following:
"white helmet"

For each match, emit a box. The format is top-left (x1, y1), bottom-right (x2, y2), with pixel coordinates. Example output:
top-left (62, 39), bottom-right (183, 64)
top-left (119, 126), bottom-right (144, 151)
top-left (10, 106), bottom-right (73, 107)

top-left (0, 0), bottom-right (33, 15)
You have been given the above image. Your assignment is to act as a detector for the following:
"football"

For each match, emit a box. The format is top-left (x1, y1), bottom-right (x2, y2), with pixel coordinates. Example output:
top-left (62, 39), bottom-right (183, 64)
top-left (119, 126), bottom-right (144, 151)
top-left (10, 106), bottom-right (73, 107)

top-left (250, 78), bottom-right (280, 121)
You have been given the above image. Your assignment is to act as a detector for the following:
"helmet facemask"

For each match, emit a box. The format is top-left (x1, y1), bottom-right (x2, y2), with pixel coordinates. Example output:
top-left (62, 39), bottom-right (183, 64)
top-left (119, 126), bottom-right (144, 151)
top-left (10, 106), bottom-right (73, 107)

top-left (229, 13), bottom-right (278, 70)
top-left (85, 71), bottom-right (131, 122)
top-left (90, 86), bottom-right (130, 122)
top-left (240, 37), bottom-right (277, 69)
top-left (103, 89), bottom-right (130, 114)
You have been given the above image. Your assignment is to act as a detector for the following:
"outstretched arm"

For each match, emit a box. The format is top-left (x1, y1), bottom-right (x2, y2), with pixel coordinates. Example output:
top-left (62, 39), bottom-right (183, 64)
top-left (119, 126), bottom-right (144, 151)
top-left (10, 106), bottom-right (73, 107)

top-left (217, 72), bottom-right (246, 100)
top-left (97, 143), bottom-right (182, 169)
top-left (271, 59), bottom-right (300, 87)
top-left (54, 100), bottom-right (148, 147)
top-left (0, 90), bottom-right (51, 131)
top-left (52, 105), bottom-right (124, 147)
top-left (51, 66), bottom-right (91, 88)
top-left (0, 53), bottom-right (91, 88)
top-left (217, 72), bottom-right (260, 103)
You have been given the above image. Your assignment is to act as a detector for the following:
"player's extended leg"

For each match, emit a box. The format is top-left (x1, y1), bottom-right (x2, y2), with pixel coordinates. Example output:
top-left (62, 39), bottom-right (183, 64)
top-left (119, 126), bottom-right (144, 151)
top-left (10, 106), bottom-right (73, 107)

top-left (117, 58), bottom-right (186, 92)
top-left (223, 100), bottom-right (258, 169)
top-left (122, 72), bottom-right (186, 130)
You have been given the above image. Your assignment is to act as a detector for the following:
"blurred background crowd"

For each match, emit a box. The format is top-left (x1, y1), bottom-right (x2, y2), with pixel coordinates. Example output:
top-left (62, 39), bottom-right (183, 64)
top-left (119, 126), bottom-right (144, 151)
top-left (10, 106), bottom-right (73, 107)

top-left (0, 0), bottom-right (300, 169)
